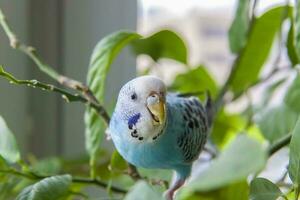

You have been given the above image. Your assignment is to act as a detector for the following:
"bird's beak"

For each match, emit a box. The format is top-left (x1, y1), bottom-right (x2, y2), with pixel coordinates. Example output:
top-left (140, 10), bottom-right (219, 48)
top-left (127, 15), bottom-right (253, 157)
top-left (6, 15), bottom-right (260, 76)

top-left (146, 92), bottom-right (166, 125)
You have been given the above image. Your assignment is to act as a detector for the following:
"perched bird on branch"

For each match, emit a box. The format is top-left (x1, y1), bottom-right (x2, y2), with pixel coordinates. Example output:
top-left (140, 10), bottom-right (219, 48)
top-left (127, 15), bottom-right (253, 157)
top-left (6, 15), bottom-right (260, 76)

top-left (109, 76), bottom-right (213, 200)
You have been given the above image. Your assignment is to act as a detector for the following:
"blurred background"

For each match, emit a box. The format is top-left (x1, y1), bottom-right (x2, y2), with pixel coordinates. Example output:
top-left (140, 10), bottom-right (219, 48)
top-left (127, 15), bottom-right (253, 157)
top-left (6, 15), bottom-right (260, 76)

top-left (0, 0), bottom-right (290, 180)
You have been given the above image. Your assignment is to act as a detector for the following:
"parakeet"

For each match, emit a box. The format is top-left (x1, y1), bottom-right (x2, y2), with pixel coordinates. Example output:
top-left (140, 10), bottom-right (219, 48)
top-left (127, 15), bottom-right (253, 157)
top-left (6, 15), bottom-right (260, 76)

top-left (109, 75), bottom-right (212, 200)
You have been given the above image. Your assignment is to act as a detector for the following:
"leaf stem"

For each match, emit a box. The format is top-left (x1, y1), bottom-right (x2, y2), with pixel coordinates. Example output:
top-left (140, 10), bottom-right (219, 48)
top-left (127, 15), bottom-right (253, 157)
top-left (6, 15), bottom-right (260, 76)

top-left (267, 133), bottom-right (292, 157)
top-left (0, 168), bottom-right (127, 194)
top-left (214, 0), bottom-right (259, 115)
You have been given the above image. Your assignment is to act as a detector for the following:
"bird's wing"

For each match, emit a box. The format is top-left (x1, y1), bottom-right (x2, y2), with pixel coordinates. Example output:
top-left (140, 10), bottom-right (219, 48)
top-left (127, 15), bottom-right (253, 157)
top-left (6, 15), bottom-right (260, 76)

top-left (174, 96), bottom-right (210, 163)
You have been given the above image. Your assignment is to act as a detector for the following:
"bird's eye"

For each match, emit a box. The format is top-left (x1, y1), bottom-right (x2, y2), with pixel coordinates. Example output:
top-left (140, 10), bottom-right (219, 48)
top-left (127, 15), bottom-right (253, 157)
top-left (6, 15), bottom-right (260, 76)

top-left (131, 93), bottom-right (137, 101)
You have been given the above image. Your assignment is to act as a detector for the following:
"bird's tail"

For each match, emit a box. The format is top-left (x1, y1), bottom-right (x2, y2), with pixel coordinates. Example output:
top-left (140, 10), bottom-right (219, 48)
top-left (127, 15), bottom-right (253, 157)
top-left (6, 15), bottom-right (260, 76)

top-left (205, 91), bottom-right (214, 128)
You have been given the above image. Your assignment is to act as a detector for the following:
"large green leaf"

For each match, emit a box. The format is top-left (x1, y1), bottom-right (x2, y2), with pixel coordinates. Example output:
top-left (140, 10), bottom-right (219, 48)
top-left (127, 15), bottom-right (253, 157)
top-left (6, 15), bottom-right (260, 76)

top-left (230, 6), bottom-right (287, 93)
top-left (182, 135), bottom-right (266, 192)
top-left (171, 66), bottom-right (218, 98)
top-left (179, 181), bottom-right (248, 200)
top-left (0, 115), bottom-right (20, 163)
top-left (294, 0), bottom-right (300, 59)
top-left (249, 178), bottom-right (284, 200)
top-left (285, 73), bottom-right (300, 113)
top-left (255, 104), bottom-right (298, 143)
top-left (131, 30), bottom-right (187, 64)
top-left (16, 175), bottom-right (72, 200)
top-left (288, 117), bottom-right (300, 191)
top-left (228, 0), bottom-right (250, 53)
top-left (84, 31), bottom-right (141, 169)
top-left (124, 181), bottom-right (163, 200)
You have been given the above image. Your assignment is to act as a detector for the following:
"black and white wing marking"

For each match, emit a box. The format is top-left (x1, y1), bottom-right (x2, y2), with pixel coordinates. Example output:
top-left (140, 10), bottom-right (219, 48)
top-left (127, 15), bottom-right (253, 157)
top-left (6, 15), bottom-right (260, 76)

top-left (177, 97), bottom-right (209, 163)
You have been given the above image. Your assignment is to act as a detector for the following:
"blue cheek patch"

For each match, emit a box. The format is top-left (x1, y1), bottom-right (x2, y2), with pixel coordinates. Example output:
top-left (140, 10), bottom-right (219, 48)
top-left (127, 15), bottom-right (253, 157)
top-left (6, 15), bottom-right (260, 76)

top-left (128, 113), bottom-right (141, 129)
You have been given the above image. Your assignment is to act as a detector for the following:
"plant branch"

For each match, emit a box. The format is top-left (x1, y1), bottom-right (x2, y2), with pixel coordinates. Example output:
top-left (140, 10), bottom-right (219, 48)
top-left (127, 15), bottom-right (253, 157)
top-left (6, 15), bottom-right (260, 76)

top-left (0, 66), bottom-right (85, 103)
top-left (214, 0), bottom-right (260, 115)
top-left (0, 7), bottom-right (140, 179)
top-left (0, 8), bottom-right (110, 125)
top-left (267, 133), bottom-right (292, 157)
top-left (0, 168), bottom-right (127, 194)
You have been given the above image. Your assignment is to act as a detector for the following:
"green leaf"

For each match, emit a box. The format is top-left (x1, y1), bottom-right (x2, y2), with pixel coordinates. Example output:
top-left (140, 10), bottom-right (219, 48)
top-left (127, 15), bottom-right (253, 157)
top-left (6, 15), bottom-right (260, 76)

top-left (171, 66), bottom-right (218, 98)
top-left (211, 111), bottom-right (246, 148)
top-left (16, 175), bottom-right (72, 200)
top-left (228, 0), bottom-right (250, 53)
top-left (0, 115), bottom-right (20, 163)
top-left (287, 19), bottom-right (300, 66)
top-left (294, 0), bottom-right (300, 59)
top-left (182, 135), bottom-right (266, 192)
top-left (288, 117), bottom-right (300, 190)
top-left (230, 6), bottom-right (287, 93)
top-left (179, 181), bottom-right (249, 200)
top-left (249, 178), bottom-right (284, 200)
top-left (110, 151), bottom-right (127, 175)
top-left (130, 30), bottom-right (187, 64)
top-left (124, 181), bottom-right (164, 200)
top-left (84, 31), bottom-right (141, 174)
top-left (0, 176), bottom-right (21, 200)
top-left (255, 104), bottom-right (298, 143)
top-left (31, 157), bottom-right (62, 176)
top-left (285, 73), bottom-right (300, 113)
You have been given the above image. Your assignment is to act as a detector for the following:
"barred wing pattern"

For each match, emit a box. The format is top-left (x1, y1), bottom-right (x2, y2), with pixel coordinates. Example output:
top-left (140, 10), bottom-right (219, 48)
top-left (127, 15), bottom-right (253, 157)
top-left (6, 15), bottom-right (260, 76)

top-left (176, 97), bottom-right (209, 163)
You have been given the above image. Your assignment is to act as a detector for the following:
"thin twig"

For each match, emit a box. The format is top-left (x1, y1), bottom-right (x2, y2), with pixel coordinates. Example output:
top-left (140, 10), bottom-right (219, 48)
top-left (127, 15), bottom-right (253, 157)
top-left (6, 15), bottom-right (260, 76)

top-left (0, 66), bottom-right (84, 103)
top-left (0, 8), bottom-right (110, 125)
top-left (0, 169), bottom-right (127, 194)
top-left (0, 7), bottom-right (139, 179)
top-left (267, 133), bottom-right (292, 157)
top-left (231, 66), bottom-right (291, 101)
top-left (214, 0), bottom-right (260, 115)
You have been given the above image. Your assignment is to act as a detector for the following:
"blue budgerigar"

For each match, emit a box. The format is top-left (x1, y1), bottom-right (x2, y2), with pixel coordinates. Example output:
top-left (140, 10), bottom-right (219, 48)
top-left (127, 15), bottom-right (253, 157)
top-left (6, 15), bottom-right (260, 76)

top-left (109, 76), bottom-right (212, 200)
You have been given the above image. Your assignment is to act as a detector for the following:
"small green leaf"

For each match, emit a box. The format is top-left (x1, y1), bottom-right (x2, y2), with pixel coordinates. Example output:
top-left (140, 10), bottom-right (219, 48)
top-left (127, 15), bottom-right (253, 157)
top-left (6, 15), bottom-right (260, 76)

top-left (84, 31), bottom-right (141, 174)
top-left (285, 73), bottom-right (300, 113)
top-left (31, 157), bottom-right (62, 176)
top-left (249, 177), bottom-right (284, 200)
top-left (110, 150), bottom-right (127, 174)
top-left (171, 66), bottom-right (218, 98)
top-left (182, 135), bottom-right (266, 192)
top-left (288, 117), bottom-right (300, 191)
top-left (0, 115), bottom-right (20, 163)
top-left (287, 19), bottom-right (300, 66)
top-left (131, 30), bottom-right (187, 64)
top-left (124, 181), bottom-right (163, 200)
top-left (294, 0), bottom-right (300, 59)
top-left (228, 0), bottom-right (250, 53)
top-left (230, 6), bottom-right (287, 93)
top-left (255, 104), bottom-right (298, 143)
top-left (16, 175), bottom-right (72, 200)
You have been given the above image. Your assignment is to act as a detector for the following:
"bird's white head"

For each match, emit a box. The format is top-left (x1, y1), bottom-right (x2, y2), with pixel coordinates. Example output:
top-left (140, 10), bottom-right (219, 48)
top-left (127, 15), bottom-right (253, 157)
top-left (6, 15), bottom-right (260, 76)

top-left (114, 75), bottom-right (167, 142)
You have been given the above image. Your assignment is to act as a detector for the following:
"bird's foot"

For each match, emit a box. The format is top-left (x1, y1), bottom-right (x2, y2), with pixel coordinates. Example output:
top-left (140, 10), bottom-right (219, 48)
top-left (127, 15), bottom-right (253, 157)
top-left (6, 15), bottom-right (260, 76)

top-left (163, 189), bottom-right (174, 200)
top-left (163, 179), bottom-right (185, 200)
